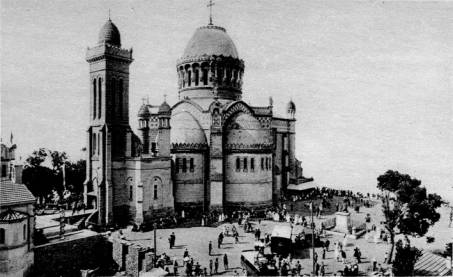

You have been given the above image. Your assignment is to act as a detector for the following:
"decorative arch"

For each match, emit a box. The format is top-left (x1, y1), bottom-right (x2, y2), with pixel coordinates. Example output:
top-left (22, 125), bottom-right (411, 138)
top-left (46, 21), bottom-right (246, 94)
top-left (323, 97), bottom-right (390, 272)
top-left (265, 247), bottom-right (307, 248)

top-left (222, 101), bottom-right (254, 124)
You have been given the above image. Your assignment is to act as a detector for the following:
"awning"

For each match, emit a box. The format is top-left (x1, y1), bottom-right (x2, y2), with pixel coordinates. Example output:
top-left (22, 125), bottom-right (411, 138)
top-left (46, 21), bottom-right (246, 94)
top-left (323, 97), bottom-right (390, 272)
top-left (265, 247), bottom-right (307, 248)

top-left (287, 181), bottom-right (318, 191)
top-left (271, 224), bottom-right (292, 239)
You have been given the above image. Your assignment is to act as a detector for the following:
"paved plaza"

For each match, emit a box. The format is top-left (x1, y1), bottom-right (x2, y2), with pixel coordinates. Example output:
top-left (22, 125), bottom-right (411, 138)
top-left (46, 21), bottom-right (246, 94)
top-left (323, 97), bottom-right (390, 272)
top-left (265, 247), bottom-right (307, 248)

top-left (120, 203), bottom-right (453, 276)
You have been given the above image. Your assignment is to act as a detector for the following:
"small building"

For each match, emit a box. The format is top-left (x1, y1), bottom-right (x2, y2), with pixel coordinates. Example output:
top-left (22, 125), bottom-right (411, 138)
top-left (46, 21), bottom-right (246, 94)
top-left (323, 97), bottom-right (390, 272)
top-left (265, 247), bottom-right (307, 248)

top-left (0, 142), bottom-right (36, 277)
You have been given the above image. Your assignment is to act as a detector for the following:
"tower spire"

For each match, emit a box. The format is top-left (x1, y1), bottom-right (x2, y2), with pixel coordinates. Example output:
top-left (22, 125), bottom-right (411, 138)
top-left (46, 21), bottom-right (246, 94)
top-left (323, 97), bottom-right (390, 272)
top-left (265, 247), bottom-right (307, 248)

top-left (108, 9), bottom-right (111, 20)
top-left (207, 0), bottom-right (215, 25)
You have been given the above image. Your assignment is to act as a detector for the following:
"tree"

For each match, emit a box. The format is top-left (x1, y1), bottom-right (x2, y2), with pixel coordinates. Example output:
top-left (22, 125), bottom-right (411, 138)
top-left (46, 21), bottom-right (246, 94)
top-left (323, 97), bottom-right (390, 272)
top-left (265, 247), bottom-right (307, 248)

top-left (64, 159), bottom-right (86, 196)
top-left (377, 170), bottom-right (443, 264)
top-left (392, 239), bottom-right (421, 276)
top-left (25, 148), bottom-right (48, 167)
top-left (22, 164), bottom-right (55, 204)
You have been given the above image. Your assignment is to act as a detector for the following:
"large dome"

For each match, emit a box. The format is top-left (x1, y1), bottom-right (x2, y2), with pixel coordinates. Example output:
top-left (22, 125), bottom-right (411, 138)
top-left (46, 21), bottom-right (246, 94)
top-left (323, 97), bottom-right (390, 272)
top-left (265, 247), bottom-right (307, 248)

top-left (183, 25), bottom-right (238, 59)
top-left (170, 112), bottom-right (207, 145)
top-left (98, 19), bottom-right (121, 47)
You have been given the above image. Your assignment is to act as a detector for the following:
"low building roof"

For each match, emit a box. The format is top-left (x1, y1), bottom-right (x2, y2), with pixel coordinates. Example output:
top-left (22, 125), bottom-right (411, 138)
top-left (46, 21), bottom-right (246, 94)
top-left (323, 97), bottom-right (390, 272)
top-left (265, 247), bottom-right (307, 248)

top-left (414, 250), bottom-right (452, 276)
top-left (287, 181), bottom-right (318, 191)
top-left (0, 180), bottom-right (35, 206)
top-left (271, 224), bottom-right (292, 239)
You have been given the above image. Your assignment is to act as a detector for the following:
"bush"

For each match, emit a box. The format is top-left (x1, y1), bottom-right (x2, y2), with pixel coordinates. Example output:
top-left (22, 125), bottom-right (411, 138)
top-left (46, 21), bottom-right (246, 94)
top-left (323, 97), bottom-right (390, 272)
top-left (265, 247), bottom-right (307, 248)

top-left (392, 239), bottom-right (421, 276)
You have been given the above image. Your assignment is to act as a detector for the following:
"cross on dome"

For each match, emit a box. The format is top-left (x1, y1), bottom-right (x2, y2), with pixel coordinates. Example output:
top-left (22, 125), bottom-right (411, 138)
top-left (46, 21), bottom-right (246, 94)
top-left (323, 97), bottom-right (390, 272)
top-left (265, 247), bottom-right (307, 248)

top-left (207, 0), bottom-right (215, 25)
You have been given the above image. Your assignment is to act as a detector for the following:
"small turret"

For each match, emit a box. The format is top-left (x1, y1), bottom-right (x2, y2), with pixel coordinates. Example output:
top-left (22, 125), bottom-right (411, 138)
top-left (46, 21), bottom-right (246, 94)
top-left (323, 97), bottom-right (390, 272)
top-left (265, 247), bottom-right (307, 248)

top-left (157, 100), bottom-right (171, 156)
top-left (287, 99), bottom-right (296, 119)
top-left (138, 104), bottom-right (151, 154)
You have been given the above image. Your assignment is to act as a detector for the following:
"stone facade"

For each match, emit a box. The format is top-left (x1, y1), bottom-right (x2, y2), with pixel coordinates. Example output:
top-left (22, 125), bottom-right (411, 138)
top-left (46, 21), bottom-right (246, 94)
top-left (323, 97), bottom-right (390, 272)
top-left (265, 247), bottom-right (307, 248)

top-left (84, 18), bottom-right (303, 227)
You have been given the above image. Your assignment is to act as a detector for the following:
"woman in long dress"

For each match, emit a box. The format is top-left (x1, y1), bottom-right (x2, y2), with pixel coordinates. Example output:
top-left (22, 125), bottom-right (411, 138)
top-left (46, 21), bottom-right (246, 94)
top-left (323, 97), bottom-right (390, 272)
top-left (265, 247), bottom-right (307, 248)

top-left (334, 242), bottom-right (339, 261)
top-left (342, 234), bottom-right (348, 248)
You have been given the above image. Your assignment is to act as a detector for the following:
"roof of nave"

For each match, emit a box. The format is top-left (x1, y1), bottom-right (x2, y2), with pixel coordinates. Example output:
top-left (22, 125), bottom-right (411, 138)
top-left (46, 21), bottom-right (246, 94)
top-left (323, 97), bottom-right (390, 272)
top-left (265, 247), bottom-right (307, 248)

top-left (225, 113), bottom-right (272, 145)
top-left (170, 112), bottom-right (207, 145)
top-left (0, 180), bottom-right (35, 206)
top-left (182, 25), bottom-right (239, 59)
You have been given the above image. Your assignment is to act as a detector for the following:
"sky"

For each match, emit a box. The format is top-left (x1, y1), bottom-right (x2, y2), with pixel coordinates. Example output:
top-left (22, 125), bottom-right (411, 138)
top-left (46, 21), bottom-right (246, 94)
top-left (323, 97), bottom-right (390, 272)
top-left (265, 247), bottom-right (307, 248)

top-left (1, 0), bottom-right (453, 201)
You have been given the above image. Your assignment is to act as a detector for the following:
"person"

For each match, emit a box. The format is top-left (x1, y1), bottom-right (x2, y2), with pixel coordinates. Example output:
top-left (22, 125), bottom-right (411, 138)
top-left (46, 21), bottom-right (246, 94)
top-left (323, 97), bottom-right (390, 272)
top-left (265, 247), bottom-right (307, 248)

top-left (195, 262), bottom-right (201, 276)
top-left (223, 253), bottom-right (229, 270)
top-left (218, 232), bottom-right (224, 247)
top-left (342, 234), bottom-right (348, 248)
top-left (372, 257), bottom-right (377, 271)
top-left (209, 259), bottom-right (213, 275)
top-left (184, 248), bottom-right (189, 258)
top-left (174, 259), bottom-right (179, 275)
top-left (325, 239), bottom-right (330, 251)
top-left (168, 235), bottom-right (173, 249)
top-left (296, 261), bottom-right (302, 275)
top-left (171, 232), bottom-right (176, 248)
top-left (118, 229), bottom-right (126, 240)
top-left (353, 247), bottom-right (361, 263)
top-left (214, 258), bottom-right (219, 274)
top-left (315, 262), bottom-right (320, 276)
top-left (209, 241), bottom-right (213, 255)
top-left (341, 249), bottom-right (347, 264)
top-left (320, 262), bottom-right (326, 276)
top-left (203, 267), bottom-right (208, 277)
top-left (322, 247), bottom-right (326, 259)
top-left (314, 251), bottom-right (318, 264)
top-left (334, 242), bottom-right (339, 261)
top-left (449, 207), bottom-right (453, 227)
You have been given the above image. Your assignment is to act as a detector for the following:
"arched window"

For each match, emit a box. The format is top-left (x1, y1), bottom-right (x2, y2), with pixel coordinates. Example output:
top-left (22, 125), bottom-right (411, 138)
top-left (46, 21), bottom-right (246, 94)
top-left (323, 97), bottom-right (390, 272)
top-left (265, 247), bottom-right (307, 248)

top-left (265, 157), bottom-right (269, 170)
top-left (236, 157), bottom-right (240, 171)
top-left (194, 69), bottom-right (199, 86)
top-left (111, 79), bottom-right (116, 117)
top-left (97, 133), bottom-right (100, 156)
top-left (189, 158), bottom-right (194, 172)
top-left (98, 78), bottom-right (102, 118)
top-left (202, 68), bottom-right (208, 85)
top-left (23, 224), bottom-right (26, 240)
top-left (0, 228), bottom-right (5, 244)
top-left (217, 67), bottom-right (223, 85)
top-left (251, 158), bottom-right (255, 172)
top-left (182, 158), bottom-right (187, 173)
top-left (175, 158), bottom-right (180, 173)
top-left (92, 133), bottom-right (96, 155)
top-left (129, 185), bottom-right (133, 201)
top-left (93, 79), bottom-right (97, 119)
top-left (154, 184), bottom-right (158, 199)
top-left (243, 157), bottom-right (248, 171)
top-left (188, 71), bottom-right (192, 87)
top-left (181, 71), bottom-right (185, 87)
top-left (119, 79), bottom-right (123, 118)
top-left (261, 157), bottom-right (264, 170)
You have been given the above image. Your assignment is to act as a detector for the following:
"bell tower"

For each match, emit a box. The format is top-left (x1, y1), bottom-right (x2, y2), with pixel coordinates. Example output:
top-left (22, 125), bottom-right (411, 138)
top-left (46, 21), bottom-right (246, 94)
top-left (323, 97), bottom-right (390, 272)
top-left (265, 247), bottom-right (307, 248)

top-left (84, 18), bottom-right (133, 226)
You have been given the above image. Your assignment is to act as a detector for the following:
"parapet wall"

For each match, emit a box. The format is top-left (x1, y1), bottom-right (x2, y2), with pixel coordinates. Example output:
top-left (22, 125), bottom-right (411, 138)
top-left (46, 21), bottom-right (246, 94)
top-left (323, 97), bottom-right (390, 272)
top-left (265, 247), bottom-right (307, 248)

top-left (33, 231), bottom-right (112, 277)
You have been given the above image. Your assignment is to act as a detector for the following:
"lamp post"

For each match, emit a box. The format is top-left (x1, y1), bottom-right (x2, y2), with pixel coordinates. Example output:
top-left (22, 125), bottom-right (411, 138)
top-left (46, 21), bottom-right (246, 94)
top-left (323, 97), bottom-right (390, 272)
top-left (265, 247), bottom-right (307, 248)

top-left (310, 201), bottom-right (315, 275)
top-left (154, 222), bottom-right (158, 267)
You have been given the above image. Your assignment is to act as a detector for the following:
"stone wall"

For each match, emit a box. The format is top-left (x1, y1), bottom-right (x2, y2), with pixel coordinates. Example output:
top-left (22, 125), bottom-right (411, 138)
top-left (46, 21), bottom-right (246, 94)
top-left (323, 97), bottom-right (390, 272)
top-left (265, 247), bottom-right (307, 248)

top-left (224, 153), bottom-right (272, 205)
top-left (33, 232), bottom-right (112, 277)
top-left (112, 237), bottom-right (154, 277)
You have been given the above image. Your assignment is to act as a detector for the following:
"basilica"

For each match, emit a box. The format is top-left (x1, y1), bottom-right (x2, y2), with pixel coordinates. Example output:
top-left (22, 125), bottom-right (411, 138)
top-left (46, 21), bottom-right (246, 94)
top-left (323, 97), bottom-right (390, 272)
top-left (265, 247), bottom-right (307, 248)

top-left (84, 16), bottom-right (303, 226)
